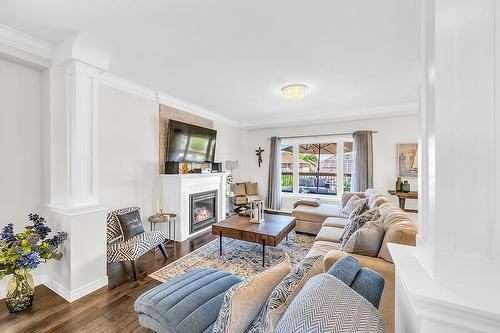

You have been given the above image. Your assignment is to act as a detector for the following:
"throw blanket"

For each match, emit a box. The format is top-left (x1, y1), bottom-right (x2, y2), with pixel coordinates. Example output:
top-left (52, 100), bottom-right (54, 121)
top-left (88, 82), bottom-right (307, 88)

top-left (293, 198), bottom-right (321, 209)
top-left (275, 274), bottom-right (385, 333)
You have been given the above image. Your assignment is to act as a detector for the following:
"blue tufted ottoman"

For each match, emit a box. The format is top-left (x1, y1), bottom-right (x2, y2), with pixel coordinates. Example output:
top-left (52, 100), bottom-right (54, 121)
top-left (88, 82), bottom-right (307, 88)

top-left (134, 268), bottom-right (242, 333)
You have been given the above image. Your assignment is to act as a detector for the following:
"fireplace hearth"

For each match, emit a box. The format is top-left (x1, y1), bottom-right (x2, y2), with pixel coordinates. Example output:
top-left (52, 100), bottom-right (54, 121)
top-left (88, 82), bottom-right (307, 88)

top-left (190, 190), bottom-right (218, 233)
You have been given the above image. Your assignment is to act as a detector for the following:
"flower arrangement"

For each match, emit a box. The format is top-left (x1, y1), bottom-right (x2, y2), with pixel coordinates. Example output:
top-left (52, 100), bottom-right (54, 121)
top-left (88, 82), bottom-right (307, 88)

top-left (0, 214), bottom-right (67, 313)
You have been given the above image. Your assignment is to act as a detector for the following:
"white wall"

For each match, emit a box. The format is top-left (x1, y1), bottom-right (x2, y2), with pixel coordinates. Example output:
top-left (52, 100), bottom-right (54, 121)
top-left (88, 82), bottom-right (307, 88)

top-left (237, 115), bottom-right (418, 211)
top-left (98, 84), bottom-right (161, 218)
top-left (0, 59), bottom-right (42, 224)
top-left (0, 59), bottom-right (44, 295)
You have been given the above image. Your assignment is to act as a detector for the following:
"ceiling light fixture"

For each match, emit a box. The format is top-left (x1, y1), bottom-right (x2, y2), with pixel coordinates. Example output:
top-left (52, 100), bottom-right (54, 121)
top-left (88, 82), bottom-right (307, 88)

top-left (281, 84), bottom-right (308, 101)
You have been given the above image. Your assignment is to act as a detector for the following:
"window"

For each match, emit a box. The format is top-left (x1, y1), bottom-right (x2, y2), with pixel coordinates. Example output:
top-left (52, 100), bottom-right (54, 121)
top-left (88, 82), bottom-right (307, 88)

top-left (281, 137), bottom-right (353, 197)
top-left (280, 144), bottom-right (294, 193)
top-left (343, 142), bottom-right (353, 192)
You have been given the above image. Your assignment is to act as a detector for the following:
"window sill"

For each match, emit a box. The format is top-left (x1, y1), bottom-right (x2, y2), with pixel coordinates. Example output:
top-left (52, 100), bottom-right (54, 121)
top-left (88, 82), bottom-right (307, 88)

top-left (281, 192), bottom-right (341, 203)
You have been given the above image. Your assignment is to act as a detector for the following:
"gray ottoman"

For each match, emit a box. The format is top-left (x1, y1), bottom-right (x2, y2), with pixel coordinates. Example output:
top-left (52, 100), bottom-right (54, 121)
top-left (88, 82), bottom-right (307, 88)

top-left (134, 268), bottom-right (242, 333)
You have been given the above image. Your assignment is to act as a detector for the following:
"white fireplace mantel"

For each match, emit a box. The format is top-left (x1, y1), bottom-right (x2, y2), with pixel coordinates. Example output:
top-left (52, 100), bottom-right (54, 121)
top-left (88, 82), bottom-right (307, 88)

top-left (160, 172), bottom-right (228, 241)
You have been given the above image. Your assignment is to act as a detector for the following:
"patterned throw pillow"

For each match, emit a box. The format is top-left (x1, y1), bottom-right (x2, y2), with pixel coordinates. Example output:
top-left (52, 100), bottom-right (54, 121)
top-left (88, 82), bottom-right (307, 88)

top-left (340, 194), bottom-right (363, 215)
top-left (274, 274), bottom-right (384, 333)
top-left (213, 254), bottom-right (291, 333)
top-left (116, 210), bottom-right (145, 241)
top-left (246, 256), bottom-right (324, 333)
top-left (341, 208), bottom-right (381, 250)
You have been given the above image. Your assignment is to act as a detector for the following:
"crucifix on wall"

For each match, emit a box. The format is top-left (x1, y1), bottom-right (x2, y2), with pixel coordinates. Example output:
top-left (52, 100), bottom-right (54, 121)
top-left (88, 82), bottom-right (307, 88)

top-left (255, 147), bottom-right (264, 167)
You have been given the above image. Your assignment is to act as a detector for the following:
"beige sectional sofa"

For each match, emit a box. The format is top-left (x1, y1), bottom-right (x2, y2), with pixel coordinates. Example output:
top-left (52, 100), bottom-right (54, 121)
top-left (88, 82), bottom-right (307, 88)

top-left (293, 190), bottom-right (417, 333)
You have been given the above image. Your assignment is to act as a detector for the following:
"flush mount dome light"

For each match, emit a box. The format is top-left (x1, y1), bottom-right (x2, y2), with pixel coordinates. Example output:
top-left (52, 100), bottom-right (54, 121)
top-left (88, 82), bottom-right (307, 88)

top-left (281, 84), bottom-right (308, 101)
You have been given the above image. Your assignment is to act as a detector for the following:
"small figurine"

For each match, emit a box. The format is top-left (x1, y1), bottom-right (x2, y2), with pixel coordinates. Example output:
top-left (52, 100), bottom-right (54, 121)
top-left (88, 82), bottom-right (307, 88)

top-left (255, 147), bottom-right (264, 167)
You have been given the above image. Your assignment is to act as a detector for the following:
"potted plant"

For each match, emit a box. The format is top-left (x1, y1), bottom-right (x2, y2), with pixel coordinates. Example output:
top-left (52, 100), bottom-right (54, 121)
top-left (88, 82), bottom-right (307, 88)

top-left (0, 214), bottom-right (67, 313)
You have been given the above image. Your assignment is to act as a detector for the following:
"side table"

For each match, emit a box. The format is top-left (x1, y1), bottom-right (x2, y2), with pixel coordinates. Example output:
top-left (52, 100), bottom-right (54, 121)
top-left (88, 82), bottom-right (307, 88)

top-left (387, 190), bottom-right (418, 213)
top-left (148, 213), bottom-right (177, 250)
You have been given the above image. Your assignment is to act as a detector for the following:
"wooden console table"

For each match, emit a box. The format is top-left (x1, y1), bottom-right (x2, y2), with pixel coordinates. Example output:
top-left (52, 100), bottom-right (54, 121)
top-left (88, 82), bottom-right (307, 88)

top-left (388, 190), bottom-right (418, 213)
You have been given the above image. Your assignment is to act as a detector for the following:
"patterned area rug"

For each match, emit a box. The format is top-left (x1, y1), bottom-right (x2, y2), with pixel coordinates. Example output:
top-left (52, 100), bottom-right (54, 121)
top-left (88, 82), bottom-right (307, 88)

top-left (149, 231), bottom-right (315, 282)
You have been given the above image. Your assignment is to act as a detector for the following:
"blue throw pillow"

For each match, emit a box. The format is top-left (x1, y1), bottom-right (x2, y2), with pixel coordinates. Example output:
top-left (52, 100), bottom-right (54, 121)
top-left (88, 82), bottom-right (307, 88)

top-left (326, 256), bottom-right (360, 286)
top-left (351, 267), bottom-right (385, 309)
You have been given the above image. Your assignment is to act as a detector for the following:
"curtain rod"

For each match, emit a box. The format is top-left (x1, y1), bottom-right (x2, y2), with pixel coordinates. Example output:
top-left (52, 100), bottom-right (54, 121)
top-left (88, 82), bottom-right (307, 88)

top-left (278, 130), bottom-right (378, 139)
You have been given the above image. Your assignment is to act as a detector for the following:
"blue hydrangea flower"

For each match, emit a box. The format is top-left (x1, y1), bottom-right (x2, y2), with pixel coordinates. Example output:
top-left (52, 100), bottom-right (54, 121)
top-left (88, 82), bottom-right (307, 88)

top-left (47, 232), bottom-right (68, 247)
top-left (0, 223), bottom-right (15, 242)
top-left (29, 214), bottom-right (51, 240)
top-left (17, 252), bottom-right (41, 270)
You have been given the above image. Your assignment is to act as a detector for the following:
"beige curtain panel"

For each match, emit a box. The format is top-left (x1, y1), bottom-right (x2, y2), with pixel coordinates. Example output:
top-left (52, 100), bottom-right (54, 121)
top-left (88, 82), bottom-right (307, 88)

top-left (352, 131), bottom-right (373, 192)
top-left (266, 136), bottom-right (282, 210)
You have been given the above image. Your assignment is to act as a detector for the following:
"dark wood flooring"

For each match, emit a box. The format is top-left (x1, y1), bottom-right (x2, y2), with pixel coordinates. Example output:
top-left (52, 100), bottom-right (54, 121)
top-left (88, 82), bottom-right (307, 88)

top-left (0, 230), bottom-right (217, 333)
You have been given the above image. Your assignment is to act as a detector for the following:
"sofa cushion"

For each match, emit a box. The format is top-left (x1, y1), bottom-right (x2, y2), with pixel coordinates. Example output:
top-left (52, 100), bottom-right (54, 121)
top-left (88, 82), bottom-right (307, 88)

top-left (134, 268), bottom-right (243, 333)
top-left (292, 203), bottom-right (344, 223)
top-left (234, 183), bottom-right (246, 196)
top-left (213, 254), bottom-right (291, 333)
top-left (275, 274), bottom-right (384, 333)
top-left (306, 240), bottom-right (341, 257)
top-left (378, 219), bottom-right (417, 262)
top-left (340, 194), bottom-right (364, 215)
top-left (248, 256), bottom-right (323, 333)
top-left (341, 208), bottom-right (381, 248)
top-left (292, 198), bottom-right (320, 209)
top-left (343, 219), bottom-right (385, 257)
top-left (245, 182), bottom-right (258, 195)
top-left (315, 226), bottom-right (344, 243)
top-left (368, 194), bottom-right (390, 210)
top-left (322, 216), bottom-right (348, 228)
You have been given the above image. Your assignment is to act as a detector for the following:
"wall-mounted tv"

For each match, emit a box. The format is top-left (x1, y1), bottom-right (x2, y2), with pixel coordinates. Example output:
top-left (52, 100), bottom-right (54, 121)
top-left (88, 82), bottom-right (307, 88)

top-left (166, 120), bottom-right (217, 163)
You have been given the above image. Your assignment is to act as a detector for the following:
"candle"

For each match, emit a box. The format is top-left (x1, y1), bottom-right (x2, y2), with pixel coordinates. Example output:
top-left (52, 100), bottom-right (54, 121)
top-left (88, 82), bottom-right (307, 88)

top-left (156, 200), bottom-right (160, 214)
top-left (160, 200), bottom-right (164, 212)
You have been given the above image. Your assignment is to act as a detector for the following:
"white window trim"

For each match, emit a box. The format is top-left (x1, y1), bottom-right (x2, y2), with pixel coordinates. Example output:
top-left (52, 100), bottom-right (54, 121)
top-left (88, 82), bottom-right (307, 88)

top-left (281, 135), bottom-right (353, 198)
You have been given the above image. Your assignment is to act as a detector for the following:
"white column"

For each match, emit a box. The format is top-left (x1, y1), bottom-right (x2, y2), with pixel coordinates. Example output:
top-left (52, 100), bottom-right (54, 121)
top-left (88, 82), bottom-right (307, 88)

top-left (43, 34), bottom-right (111, 302)
top-left (389, 0), bottom-right (500, 331)
top-left (65, 61), bottom-right (101, 207)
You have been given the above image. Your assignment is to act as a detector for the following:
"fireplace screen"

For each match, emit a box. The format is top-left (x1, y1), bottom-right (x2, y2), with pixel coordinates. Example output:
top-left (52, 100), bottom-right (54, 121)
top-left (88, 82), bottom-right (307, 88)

top-left (190, 190), bottom-right (218, 233)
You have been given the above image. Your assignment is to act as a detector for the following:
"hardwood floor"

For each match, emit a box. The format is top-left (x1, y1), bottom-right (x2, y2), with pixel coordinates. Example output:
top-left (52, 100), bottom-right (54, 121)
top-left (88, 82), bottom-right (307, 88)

top-left (0, 230), bottom-right (217, 333)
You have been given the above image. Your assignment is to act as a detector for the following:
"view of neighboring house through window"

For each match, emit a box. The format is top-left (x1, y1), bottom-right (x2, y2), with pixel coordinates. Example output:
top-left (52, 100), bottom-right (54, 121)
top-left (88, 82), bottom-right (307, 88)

top-left (281, 137), bottom-right (353, 196)
top-left (343, 142), bottom-right (353, 192)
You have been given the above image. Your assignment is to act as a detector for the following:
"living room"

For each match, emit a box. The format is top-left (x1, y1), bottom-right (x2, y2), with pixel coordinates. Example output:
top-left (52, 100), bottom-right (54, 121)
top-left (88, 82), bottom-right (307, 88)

top-left (1, 1), bottom-right (499, 333)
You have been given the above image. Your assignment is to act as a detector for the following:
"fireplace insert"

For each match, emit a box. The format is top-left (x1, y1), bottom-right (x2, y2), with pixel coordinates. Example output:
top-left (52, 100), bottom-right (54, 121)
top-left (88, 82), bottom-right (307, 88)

top-left (189, 190), bottom-right (218, 233)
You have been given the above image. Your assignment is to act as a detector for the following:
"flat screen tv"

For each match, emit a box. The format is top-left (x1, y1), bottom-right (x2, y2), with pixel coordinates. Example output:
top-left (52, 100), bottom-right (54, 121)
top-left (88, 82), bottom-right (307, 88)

top-left (166, 120), bottom-right (217, 163)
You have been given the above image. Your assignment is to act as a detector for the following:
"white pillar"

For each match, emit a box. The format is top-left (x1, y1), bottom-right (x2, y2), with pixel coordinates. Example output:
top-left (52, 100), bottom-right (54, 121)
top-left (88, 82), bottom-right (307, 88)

top-left (65, 61), bottom-right (100, 207)
top-left (389, 0), bottom-right (500, 331)
top-left (43, 34), bottom-right (111, 302)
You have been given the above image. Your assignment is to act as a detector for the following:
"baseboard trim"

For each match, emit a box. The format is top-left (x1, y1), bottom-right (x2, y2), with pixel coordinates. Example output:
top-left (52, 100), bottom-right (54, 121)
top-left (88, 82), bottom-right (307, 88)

top-left (44, 275), bottom-right (108, 302)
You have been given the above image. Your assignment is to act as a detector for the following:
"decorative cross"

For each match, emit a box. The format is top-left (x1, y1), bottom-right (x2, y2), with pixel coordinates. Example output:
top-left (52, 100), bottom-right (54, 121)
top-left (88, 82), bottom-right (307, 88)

top-left (255, 147), bottom-right (264, 167)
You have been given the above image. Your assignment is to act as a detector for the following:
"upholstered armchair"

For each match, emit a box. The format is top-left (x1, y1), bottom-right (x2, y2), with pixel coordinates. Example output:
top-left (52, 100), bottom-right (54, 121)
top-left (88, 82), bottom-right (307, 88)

top-left (106, 207), bottom-right (167, 280)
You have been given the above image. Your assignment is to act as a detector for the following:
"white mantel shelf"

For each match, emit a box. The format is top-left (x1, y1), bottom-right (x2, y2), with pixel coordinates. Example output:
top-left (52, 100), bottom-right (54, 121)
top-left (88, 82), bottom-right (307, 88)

top-left (160, 172), bottom-right (230, 178)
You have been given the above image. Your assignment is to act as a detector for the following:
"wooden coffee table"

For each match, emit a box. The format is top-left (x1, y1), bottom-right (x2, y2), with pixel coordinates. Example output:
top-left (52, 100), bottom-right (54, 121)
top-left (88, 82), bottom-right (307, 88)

top-left (212, 214), bottom-right (296, 266)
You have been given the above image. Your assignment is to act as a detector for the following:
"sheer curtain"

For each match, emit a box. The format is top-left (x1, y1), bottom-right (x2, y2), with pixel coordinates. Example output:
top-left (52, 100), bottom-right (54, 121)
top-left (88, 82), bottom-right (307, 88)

top-left (352, 131), bottom-right (373, 192)
top-left (266, 137), bottom-right (282, 210)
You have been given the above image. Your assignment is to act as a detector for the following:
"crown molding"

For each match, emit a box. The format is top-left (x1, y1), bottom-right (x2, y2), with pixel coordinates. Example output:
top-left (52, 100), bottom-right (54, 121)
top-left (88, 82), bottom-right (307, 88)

top-left (239, 103), bottom-right (418, 129)
top-left (96, 72), bottom-right (238, 127)
top-left (97, 72), bottom-right (158, 101)
top-left (0, 23), bottom-right (54, 60)
top-left (157, 92), bottom-right (238, 127)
